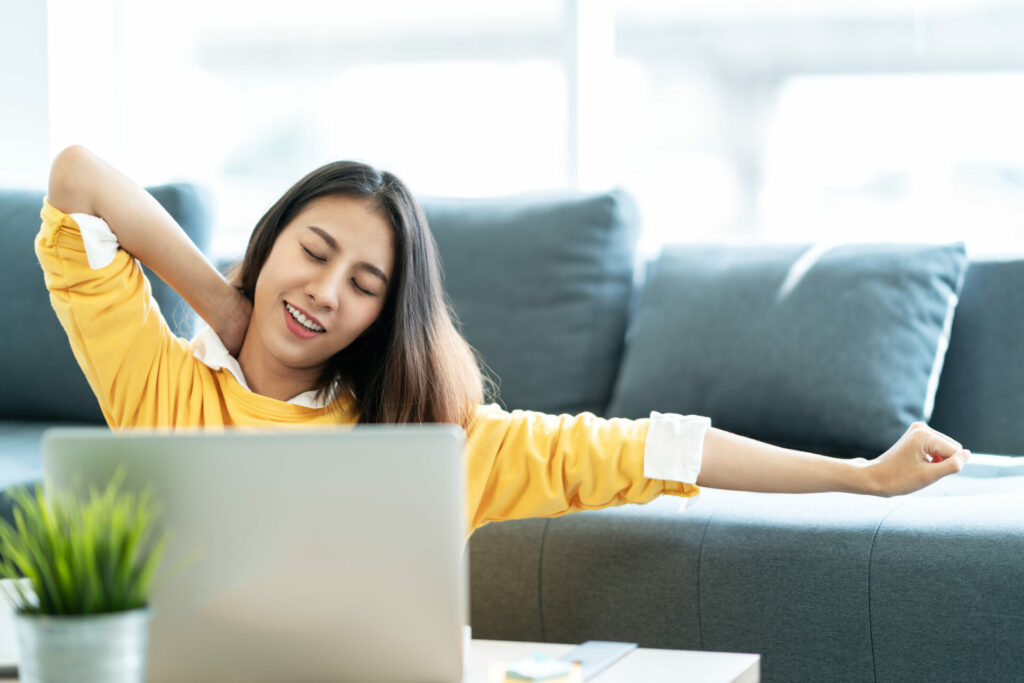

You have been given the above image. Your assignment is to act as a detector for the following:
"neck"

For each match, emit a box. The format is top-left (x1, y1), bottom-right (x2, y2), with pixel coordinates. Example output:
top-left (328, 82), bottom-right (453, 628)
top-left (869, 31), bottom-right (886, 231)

top-left (236, 336), bottom-right (322, 403)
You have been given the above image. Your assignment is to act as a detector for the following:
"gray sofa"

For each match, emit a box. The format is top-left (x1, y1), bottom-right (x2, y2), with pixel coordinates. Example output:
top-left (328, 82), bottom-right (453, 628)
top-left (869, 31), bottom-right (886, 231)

top-left (2, 185), bottom-right (1023, 681)
top-left (424, 192), bottom-right (1024, 683)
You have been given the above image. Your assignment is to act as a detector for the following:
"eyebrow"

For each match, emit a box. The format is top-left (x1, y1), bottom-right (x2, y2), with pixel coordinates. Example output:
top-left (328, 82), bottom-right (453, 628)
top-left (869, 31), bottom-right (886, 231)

top-left (307, 225), bottom-right (389, 285)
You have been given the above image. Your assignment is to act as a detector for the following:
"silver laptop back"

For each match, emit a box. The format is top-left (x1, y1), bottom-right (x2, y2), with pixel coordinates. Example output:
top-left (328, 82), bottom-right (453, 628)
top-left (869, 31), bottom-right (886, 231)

top-left (42, 426), bottom-right (467, 683)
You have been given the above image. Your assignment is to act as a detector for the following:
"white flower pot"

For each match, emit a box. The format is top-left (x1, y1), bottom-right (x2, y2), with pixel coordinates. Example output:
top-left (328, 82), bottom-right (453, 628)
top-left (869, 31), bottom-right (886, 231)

top-left (14, 607), bottom-right (151, 683)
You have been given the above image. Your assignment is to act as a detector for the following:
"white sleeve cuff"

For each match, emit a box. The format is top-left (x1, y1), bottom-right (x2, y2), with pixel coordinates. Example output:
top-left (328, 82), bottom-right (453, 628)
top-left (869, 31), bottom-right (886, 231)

top-left (69, 212), bottom-right (120, 270)
top-left (643, 411), bottom-right (710, 485)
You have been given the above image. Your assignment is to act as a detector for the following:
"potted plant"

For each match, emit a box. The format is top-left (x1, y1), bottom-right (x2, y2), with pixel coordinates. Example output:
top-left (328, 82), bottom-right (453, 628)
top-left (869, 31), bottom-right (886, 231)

top-left (0, 473), bottom-right (167, 683)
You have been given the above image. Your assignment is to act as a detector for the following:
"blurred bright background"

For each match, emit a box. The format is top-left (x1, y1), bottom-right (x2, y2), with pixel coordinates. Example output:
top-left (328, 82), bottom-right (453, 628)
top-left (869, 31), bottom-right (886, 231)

top-left (5, 0), bottom-right (1024, 259)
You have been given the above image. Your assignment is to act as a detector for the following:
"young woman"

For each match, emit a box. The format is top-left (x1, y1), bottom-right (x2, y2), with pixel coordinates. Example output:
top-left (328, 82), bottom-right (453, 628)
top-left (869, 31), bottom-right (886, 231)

top-left (38, 145), bottom-right (969, 534)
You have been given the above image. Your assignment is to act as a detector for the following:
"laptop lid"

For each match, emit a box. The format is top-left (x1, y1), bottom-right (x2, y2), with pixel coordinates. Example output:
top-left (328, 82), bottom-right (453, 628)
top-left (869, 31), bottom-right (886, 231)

top-left (42, 426), bottom-right (467, 683)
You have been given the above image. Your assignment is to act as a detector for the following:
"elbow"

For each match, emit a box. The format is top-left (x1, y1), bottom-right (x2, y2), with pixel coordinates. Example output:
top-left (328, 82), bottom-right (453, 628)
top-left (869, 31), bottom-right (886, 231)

top-left (48, 145), bottom-right (94, 215)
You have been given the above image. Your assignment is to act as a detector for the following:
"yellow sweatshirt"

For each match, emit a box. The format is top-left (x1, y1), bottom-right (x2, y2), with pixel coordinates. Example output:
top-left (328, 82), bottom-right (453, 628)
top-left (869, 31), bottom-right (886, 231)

top-left (36, 199), bottom-right (699, 533)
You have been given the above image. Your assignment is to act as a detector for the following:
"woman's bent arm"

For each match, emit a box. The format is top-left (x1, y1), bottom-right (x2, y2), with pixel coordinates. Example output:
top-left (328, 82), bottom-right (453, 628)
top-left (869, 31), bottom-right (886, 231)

top-left (698, 422), bottom-right (969, 497)
top-left (47, 145), bottom-right (251, 353)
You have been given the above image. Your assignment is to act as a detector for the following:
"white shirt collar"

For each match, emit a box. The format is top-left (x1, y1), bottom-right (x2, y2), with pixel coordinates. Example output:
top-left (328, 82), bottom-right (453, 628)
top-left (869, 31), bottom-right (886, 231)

top-left (189, 325), bottom-right (338, 409)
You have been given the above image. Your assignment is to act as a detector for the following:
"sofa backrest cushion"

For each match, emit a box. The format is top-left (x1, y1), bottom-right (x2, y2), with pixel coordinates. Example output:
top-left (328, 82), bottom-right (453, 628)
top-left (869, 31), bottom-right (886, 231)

top-left (929, 258), bottom-right (1024, 456)
top-left (422, 190), bottom-right (639, 416)
top-left (607, 243), bottom-right (968, 457)
top-left (0, 184), bottom-right (211, 423)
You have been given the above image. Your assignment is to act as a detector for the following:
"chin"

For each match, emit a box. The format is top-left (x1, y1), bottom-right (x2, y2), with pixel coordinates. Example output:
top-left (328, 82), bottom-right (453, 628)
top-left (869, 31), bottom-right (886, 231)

top-left (267, 338), bottom-right (324, 366)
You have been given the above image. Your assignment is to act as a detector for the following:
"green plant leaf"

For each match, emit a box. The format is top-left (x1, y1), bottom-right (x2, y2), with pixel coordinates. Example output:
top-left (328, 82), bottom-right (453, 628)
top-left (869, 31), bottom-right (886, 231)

top-left (0, 472), bottom-right (166, 615)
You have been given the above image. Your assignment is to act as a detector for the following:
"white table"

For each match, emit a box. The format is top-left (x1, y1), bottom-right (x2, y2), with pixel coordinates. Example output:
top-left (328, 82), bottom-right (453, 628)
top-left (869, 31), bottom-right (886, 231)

top-left (0, 639), bottom-right (758, 683)
top-left (0, 595), bottom-right (758, 682)
top-left (467, 639), bottom-right (759, 683)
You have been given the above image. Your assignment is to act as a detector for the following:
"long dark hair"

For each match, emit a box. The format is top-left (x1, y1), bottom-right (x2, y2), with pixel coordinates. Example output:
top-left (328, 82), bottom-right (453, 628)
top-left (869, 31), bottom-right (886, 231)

top-left (236, 161), bottom-right (484, 428)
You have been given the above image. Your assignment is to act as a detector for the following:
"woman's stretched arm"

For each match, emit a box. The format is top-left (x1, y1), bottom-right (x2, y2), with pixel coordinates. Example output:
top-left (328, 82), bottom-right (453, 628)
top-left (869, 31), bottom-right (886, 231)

top-left (47, 145), bottom-right (251, 354)
top-left (698, 421), bottom-right (969, 496)
top-left (463, 405), bottom-right (965, 533)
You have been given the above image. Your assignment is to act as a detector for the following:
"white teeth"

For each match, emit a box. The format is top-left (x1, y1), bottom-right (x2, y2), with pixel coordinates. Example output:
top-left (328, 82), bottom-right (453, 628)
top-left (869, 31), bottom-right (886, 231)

top-left (285, 303), bottom-right (324, 332)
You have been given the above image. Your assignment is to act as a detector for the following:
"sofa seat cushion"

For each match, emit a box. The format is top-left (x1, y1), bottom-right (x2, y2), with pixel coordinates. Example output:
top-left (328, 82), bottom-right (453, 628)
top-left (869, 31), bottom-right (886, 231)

top-left (0, 420), bottom-right (91, 526)
top-left (0, 421), bottom-right (51, 491)
top-left (468, 476), bottom-right (1024, 682)
top-left (423, 191), bottom-right (639, 416)
top-left (607, 243), bottom-right (968, 457)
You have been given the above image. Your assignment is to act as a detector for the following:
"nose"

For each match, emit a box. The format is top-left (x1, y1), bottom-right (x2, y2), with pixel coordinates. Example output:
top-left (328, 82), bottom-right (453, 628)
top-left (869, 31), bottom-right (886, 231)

top-left (305, 272), bottom-right (340, 312)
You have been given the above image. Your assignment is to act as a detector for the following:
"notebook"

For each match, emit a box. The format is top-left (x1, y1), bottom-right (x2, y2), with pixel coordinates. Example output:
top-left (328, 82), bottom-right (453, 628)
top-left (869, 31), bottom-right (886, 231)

top-left (42, 426), bottom-right (467, 683)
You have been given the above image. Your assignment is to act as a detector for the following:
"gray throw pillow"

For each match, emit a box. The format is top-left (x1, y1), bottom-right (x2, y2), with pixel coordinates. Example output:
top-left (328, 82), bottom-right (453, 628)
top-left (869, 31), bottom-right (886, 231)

top-left (607, 243), bottom-right (968, 457)
top-left (423, 190), bottom-right (639, 416)
top-left (1, 185), bottom-right (211, 423)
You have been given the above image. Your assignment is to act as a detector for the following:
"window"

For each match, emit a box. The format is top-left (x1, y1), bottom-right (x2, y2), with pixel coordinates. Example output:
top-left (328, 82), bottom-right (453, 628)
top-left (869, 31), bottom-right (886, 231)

top-left (49, 0), bottom-right (567, 260)
top-left (46, 0), bottom-right (1024, 258)
top-left (761, 73), bottom-right (1024, 255)
top-left (612, 0), bottom-right (1024, 255)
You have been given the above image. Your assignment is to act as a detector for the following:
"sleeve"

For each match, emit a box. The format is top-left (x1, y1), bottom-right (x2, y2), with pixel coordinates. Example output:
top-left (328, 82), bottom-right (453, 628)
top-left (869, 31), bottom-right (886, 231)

top-left (35, 197), bottom-right (200, 427)
top-left (644, 411), bottom-right (710, 483)
top-left (464, 404), bottom-right (702, 532)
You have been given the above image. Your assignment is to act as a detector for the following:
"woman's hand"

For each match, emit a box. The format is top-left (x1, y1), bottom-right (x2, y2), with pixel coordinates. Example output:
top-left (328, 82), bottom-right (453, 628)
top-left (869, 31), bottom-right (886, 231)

top-left (862, 422), bottom-right (970, 497)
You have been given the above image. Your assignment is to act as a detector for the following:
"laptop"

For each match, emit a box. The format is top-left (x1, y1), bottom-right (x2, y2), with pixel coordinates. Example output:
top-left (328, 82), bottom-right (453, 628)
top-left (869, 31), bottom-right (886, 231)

top-left (42, 426), bottom-right (468, 683)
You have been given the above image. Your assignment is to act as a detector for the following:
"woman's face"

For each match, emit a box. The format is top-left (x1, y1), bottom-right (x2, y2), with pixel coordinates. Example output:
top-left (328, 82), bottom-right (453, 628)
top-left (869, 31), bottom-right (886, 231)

top-left (247, 195), bottom-right (395, 375)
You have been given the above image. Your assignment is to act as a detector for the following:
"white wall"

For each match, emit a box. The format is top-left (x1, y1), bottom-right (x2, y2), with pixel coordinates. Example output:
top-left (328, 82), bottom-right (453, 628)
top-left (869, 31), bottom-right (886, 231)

top-left (0, 0), bottom-right (49, 189)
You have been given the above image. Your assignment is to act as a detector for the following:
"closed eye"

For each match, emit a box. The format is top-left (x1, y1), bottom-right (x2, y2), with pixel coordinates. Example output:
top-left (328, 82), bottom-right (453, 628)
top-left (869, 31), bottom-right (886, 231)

top-left (302, 246), bottom-right (327, 263)
top-left (352, 279), bottom-right (377, 297)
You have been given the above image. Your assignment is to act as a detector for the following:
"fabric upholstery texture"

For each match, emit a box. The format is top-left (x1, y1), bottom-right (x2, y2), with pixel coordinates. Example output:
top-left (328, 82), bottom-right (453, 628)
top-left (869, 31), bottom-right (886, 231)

top-left (0, 423), bottom-right (53, 491)
top-left (0, 185), bottom-right (211, 423)
top-left (694, 493), bottom-right (897, 682)
top-left (539, 501), bottom-right (706, 649)
top-left (608, 243), bottom-right (968, 457)
top-left (869, 494), bottom-right (1024, 681)
top-left (467, 517), bottom-right (548, 642)
top-left (929, 258), bottom-right (1024, 455)
top-left (422, 190), bottom-right (639, 416)
top-left (469, 485), bottom-right (1024, 682)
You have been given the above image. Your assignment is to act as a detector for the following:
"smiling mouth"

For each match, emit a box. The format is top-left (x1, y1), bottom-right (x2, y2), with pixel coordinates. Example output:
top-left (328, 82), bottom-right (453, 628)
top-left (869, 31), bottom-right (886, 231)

top-left (284, 301), bottom-right (326, 333)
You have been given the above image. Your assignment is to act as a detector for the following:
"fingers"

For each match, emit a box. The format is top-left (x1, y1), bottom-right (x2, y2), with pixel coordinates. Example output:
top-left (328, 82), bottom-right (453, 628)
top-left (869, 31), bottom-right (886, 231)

top-left (908, 422), bottom-right (963, 460)
top-left (939, 449), bottom-right (970, 475)
top-left (872, 423), bottom-right (970, 495)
